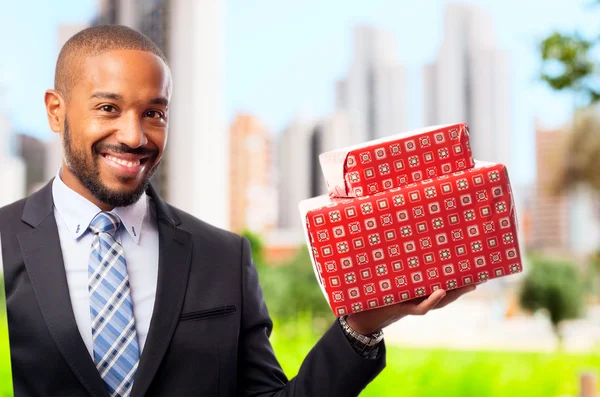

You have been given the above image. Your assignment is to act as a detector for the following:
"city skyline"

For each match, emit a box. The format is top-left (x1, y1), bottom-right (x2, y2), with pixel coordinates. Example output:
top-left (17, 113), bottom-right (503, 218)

top-left (1, 0), bottom-right (596, 190)
top-left (335, 25), bottom-right (408, 143)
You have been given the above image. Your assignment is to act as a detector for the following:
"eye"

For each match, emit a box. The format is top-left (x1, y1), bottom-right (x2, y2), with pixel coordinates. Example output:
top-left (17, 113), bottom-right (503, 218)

top-left (145, 110), bottom-right (165, 119)
top-left (100, 105), bottom-right (117, 113)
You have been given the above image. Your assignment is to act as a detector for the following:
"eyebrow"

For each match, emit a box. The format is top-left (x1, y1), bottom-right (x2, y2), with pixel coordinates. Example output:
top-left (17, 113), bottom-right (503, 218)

top-left (149, 97), bottom-right (169, 107)
top-left (89, 92), bottom-right (168, 107)
top-left (90, 92), bottom-right (122, 101)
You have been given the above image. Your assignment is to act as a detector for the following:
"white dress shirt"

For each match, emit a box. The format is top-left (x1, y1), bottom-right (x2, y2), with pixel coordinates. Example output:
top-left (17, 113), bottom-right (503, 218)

top-left (52, 170), bottom-right (159, 358)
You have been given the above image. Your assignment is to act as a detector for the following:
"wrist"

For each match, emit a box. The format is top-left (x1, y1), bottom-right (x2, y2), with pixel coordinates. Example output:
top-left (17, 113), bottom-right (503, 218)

top-left (339, 315), bottom-right (383, 349)
top-left (338, 316), bottom-right (383, 359)
top-left (345, 314), bottom-right (382, 336)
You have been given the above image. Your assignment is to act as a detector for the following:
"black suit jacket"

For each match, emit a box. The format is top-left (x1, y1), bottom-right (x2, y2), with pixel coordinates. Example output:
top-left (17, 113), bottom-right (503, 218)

top-left (0, 181), bottom-right (385, 396)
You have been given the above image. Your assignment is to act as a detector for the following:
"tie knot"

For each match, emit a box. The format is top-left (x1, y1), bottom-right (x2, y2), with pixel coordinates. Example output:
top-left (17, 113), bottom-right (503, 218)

top-left (90, 212), bottom-right (122, 236)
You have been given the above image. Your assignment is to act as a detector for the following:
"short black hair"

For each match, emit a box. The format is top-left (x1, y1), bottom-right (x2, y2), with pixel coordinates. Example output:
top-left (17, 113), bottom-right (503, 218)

top-left (54, 25), bottom-right (168, 99)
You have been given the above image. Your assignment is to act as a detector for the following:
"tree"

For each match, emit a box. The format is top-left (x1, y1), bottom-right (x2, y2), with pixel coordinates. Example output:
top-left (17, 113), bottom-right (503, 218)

top-left (538, 3), bottom-right (600, 196)
top-left (519, 256), bottom-right (585, 348)
top-left (258, 246), bottom-right (334, 330)
top-left (241, 229), bottom-right (266, 269)
top-left (539, 31), bottom-right (598, 107)
top-left (548, 105), bottom-right (600, 195)
top-left (240, 229), bottom-right (334, 329)
top-left (538, 0), bottom-right (600, 108)
top-left (539, 7), bottom-right (600, 299)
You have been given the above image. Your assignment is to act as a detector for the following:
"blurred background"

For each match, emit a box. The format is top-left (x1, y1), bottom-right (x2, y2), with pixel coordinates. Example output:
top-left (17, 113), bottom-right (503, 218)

top-left (1, 0), bottom-right (600, 396)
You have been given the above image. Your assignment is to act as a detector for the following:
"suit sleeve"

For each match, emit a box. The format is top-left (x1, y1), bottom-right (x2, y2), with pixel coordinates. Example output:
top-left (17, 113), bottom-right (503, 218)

top-left (237, 237), bottom-right (386, 397)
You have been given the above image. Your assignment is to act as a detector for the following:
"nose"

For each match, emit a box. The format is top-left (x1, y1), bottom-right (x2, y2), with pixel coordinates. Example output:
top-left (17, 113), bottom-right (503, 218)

top-left (116, 112), bottom-right (148, 149)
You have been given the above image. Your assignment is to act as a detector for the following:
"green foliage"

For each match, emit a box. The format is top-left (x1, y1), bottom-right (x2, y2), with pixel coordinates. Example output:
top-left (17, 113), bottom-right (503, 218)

top-left (241, 230), bottom-right (333, 331)
top-left (519, 257), bottom-right (585, 343)
top-left (585, 250), bottom-right (600, 296)
top-left (258, 246), bottom-right (334, 328)
top-left (540, 32), bottom-right (596, 98)
top-left (539, 27), bottom-right (600, 107)
top-left (270, 315), bottom-right (600, 397)
top-left (590, 249), bottom-right (600, 274)
top-left (0, 311), bottom-right (12, 396)
top-left (538, 7), bottom-right (600, 202)
top-left (241, 229), bottom-right (266, 270)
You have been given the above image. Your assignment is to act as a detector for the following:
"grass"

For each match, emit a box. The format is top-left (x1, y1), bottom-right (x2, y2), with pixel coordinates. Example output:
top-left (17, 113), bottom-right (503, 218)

top-left (0, 277), bottom-right (12, 396)
top-left (0, 308), bottom-right (596, 396)
top-left (271, 314), bottom-right (600, 397)
top-left (0, 309), bottom-right (11, 397)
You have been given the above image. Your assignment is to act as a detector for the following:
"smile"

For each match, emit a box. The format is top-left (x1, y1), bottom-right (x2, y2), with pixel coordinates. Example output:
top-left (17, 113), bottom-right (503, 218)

top-left (104, 155), bottom-right (141, 168)
top-left (100, 152), bottom-right (152, 178)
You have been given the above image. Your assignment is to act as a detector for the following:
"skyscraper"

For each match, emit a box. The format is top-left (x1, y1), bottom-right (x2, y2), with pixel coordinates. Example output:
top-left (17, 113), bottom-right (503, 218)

top-left (528, 121), bottom-right (600, 257)
top-left (94, 0), bottom-right (229, 229)
top-left (0, 90), bottom-right (26, 207)
top-left (276, 111), bottom-right (352, 234)
top-left (528, 123), bottom-right (570, 253)
top-left (229, 114), bottom-right (277, 234)
top-left (336, 26), bottom-right (408, 143)
top-left (16, 133), bottom-right (47, 194)
top-left (277, 114), bottom-right (316, 231)
top-left (310, 111), bottom-right (352, 196)
top-left (423, 4), bottom-right (512, 170)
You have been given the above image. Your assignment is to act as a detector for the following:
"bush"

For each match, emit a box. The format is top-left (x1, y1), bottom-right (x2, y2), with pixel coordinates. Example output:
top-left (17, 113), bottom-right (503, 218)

top-left (240, 231), bottom-right (334, 329)
top-left (586, 250), bottom-right (600, 297)
top-left (519, 256), bottom-right (585, 346)
top-left (241, 229), bottom-right (266, 269)
top-left (257, 246), bottom-right (334, 328)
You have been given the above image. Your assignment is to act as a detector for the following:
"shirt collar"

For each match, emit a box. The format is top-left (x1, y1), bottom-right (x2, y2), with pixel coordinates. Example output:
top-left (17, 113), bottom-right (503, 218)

top-left (52, 168), bottom-right (147, 244)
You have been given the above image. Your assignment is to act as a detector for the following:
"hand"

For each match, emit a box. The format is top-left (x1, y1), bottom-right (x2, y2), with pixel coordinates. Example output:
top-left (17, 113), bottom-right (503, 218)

top-left (345, 285), bottom-right (477, 335)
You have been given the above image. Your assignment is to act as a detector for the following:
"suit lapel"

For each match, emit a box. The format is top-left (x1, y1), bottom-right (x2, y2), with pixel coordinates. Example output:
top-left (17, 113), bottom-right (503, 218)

top-left (18, 182), bottom-right (109, 397)
top-left (131, 187), bottom-right (193, 397)
top-left (20, 182), bottom-right (195, 396)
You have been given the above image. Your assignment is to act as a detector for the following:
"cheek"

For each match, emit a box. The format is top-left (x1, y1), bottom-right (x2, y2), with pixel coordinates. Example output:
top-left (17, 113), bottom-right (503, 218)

top-left (69, 120), bottom-right (107, 153)
top-left (148, 130), bottom-right (168, 154)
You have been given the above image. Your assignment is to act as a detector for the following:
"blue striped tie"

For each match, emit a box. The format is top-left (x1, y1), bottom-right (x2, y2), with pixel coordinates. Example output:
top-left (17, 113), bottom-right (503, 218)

top-left (88, 212), bottom-right (140, 397)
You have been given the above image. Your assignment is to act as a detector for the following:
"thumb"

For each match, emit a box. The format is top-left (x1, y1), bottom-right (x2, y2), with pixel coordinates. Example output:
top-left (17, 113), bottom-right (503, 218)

top-left (410, 289), bottom-right (447, 315)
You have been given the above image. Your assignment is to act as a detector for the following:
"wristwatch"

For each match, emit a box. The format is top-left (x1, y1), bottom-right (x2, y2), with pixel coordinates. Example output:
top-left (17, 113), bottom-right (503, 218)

top-left (338, 316), bottom-right (384, 359)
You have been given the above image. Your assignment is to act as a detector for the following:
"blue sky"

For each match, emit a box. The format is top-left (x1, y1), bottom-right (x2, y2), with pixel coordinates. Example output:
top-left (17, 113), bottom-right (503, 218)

top-left (1, 0), bottom-right (595, 185)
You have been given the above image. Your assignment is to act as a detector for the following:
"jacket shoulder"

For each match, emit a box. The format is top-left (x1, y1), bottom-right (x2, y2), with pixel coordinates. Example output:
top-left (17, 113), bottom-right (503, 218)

top-left (0, 197), bottom-right (28, 227)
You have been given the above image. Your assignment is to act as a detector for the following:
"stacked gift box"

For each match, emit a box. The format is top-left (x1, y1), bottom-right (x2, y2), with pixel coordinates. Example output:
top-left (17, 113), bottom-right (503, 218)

top-left (299, 123), bottom-right (523, 317)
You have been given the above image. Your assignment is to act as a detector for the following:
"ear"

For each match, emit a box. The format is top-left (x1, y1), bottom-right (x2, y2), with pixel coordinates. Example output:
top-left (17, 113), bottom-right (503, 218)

top-left (44, 89), bottom-right (66, 133)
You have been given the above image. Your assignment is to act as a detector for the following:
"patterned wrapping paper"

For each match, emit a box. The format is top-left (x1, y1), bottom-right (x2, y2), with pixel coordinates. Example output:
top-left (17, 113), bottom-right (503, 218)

top-left (299, 161), bottom-right (523, 317)
top-left (319, 123), bottom-right (475, 198)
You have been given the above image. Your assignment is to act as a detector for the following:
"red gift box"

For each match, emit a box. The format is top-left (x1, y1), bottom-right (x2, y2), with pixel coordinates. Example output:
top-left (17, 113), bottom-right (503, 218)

top-left (299, 161), bottom-right (522, 317)
top-left (319, 123), bottom-right (474, 198)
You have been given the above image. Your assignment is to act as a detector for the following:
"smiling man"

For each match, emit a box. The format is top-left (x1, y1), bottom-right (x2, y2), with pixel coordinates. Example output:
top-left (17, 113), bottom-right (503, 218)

top-left (0, 25), bottom-right (475, 397)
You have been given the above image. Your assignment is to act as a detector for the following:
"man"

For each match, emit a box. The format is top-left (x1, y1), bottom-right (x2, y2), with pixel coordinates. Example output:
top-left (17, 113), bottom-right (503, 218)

top-left (0, 25), bottom-right (475, 396)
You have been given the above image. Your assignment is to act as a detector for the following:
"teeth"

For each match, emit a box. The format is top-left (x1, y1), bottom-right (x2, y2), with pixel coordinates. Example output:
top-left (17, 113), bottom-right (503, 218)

top-left (106, 155), bottom-right (141, 168)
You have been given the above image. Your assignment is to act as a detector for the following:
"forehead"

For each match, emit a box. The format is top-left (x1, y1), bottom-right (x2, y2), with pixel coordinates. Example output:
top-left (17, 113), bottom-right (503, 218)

top-left (76, 49), bottom-right (171, 100)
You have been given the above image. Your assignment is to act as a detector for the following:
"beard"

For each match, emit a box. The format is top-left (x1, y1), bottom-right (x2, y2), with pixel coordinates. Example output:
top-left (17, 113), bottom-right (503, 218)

top-left (62, 117), bottom-right (160, 208)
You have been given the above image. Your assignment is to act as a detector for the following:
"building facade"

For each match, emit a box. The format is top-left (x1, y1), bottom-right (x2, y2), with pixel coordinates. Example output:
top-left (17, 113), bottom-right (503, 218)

top-left (423, 4), bottom-right (512, 170)
top-left (0, 95), bottom-right (26, 207)
top-left (276, 114), bottom-right (315, 231)
top-left (336, 26), bottom-right (407, 143)
top-left (229, 114), bottom-right (277, 234)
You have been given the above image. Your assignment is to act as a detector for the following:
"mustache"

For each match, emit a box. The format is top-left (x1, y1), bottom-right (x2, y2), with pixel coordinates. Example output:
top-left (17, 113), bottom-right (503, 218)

top-left (93, 143), bottom-right (158, 157)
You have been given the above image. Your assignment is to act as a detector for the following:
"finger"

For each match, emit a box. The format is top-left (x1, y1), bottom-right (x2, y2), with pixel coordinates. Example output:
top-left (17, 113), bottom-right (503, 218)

top-left (435, 285), bottom-right (477, 309)
top-left (409, 289), bottom-right (446, 315)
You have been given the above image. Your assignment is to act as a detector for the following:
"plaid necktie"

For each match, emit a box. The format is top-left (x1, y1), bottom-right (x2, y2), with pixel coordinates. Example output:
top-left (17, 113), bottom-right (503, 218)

top-left (88, 212), bottom-right (140, 397)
